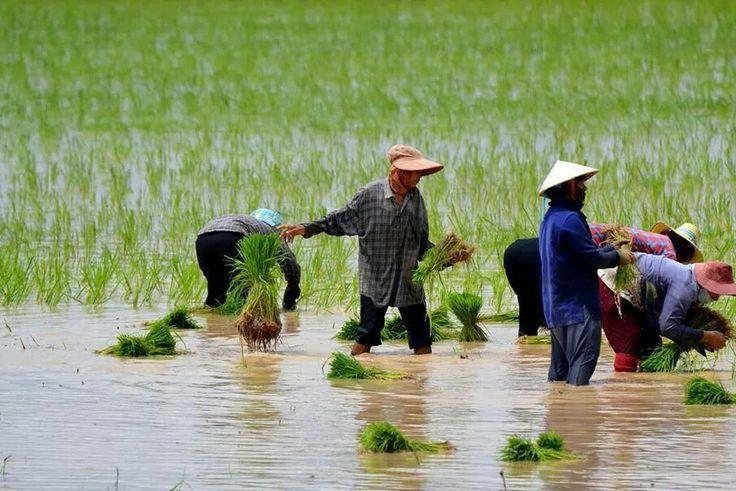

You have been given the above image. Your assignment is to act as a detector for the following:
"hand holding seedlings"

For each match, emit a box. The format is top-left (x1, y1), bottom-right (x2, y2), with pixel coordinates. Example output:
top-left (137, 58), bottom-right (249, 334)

top-left (701, 331), bottom-right (727, 351)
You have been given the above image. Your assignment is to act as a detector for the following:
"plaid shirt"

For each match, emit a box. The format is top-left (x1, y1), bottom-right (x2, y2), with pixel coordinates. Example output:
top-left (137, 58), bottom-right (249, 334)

top-left (303, 178), bottom-right (430, 307)
top-left (589, 223), bottom-right (676, 259)
top-left (198, 215), bottom-right (301, 288)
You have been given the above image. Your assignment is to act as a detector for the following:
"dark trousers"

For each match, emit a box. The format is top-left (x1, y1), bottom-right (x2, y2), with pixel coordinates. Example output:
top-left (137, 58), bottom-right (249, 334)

top-left (503, 238), bottom-right (545, 336)
top-left (357, 295), bottom-right (432, 349)
top-left (195, 231), bottom-right (244, 307)
top-left (548, 312), bottom-right (601, 386)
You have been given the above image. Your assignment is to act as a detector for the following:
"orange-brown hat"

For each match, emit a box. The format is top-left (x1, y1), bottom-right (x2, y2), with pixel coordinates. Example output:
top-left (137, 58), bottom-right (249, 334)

top-left (387, 144), bottom-right (444, 176)
top-left (694, 261), bottom-right (736, 296)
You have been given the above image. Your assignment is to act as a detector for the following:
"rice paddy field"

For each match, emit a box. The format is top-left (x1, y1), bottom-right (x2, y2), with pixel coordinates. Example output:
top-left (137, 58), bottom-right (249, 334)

top-left (2, 0), bottom-right (736, 489)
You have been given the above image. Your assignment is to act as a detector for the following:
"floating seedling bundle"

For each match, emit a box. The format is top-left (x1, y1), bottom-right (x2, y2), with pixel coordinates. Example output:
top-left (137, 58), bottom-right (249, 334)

top-left (334, 307), bottom-right (458, 342)
top-left (147, 307), bottom-right (201, 330)
top-left (447, 292), bottom-right (488, 342)
top-left (640, 306), bottom-right (733, 372)
top-left (100, 323), bottom-right (178, 357)
top-left (230, 234), bottom-right (285, 352)
top-left (359, 421), bottom-right (451, 453)
top-left (326, 352), bottom-right (404, 380)
top-left (412, 232), bottom-right (477, 286)
top-left (684, 376), bottom-right (735, 405)
top-left (501, 431), bottom-right (575, 462)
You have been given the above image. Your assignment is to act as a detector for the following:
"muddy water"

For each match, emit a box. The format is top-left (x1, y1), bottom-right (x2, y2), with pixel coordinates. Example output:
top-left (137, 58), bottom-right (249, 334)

top-left (1, 306), bottom-right (735, 490)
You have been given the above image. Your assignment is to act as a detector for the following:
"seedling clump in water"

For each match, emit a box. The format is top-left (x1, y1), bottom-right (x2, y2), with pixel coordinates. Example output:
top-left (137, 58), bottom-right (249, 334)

top-left (100, 323), bottom-right (178, 357)
top-left (359, 421), bottom-right (451, 453)
top-left (448, 292), bottom-right (488, 342)
top-left (148, 307), bottom-right (201, 330)
top-left (326, 352), bottom-right (403, 380)
top-left (501, 431), bottom-right (575, 462)
top-left (684, 376), bottom-right (735, 405)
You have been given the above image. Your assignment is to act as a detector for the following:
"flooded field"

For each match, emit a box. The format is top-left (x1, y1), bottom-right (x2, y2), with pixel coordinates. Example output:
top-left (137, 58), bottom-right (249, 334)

top-left (2, 307), bottom-right (735, 490)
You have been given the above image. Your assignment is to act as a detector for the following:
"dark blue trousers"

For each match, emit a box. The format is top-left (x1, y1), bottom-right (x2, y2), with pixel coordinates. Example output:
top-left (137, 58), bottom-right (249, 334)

top-left (549, 313), bottom-right (601, 386)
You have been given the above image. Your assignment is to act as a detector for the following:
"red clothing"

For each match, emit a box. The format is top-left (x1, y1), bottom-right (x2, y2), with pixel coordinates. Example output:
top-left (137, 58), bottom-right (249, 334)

top-left (589, 223), bottom-right (676, 259)
top-left (589, 224), bottom-right (674, 371)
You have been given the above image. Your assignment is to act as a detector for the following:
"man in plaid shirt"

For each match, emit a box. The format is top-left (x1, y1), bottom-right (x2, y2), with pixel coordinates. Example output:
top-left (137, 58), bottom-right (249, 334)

top-left (279, 144), bottom-right (444, 356)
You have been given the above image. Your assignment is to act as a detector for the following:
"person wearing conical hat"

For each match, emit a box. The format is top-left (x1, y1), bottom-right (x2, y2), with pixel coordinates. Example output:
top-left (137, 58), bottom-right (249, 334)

top-left (196, 209), bottom-right (302, 309)
top-left (538, 160), bottom-right (635, 386)
top-left (278, 144), bottom-right (449, 356)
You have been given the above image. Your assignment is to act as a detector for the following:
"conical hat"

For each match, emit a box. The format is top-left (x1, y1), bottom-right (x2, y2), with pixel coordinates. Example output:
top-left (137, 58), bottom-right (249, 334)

top-left (538, 160), bottom-right (599, 196)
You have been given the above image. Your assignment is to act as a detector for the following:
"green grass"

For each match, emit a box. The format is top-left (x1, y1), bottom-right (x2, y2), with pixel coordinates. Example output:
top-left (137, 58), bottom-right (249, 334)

top-left (100, 323), bottom-right (178, 357)
top-left (501, 432), bottom-right (575, 462)
top-left (326, 352), bottom-right (404, 380)
top-left (359, 421), bottom-right (451, 453)
top-left (0, 0), bottom-right (735, 324)
top-left (684, 376), bottom-right (735, 405)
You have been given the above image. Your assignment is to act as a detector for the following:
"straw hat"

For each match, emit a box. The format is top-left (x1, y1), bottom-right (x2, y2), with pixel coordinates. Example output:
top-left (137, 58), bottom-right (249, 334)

top-left (538, 160), bottom-right (598, 196)
top-left (694, 261), bottom-right (736, 296)
top-left (650, 222), bottom-right (703, 263)
top-left (387, 144), bottom-right (444, 176)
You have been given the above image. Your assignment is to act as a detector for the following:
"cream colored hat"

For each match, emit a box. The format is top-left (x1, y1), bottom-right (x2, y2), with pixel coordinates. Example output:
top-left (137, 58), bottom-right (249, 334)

top-left (650, 222), bottom-right (704, 263)
top-left (538, 160), bottom-right (599, 196)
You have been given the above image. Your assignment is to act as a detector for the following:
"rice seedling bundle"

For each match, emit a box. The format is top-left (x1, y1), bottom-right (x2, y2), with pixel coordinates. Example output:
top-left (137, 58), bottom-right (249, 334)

top-left (359, 421), bottom-right (451, 453)
top-left (334, 308), bottom-right (458, 341)
top-left (334, 316), bottom-right (360, 340)
top-left (148, 307), bottom-right (201, 330)
top-left (684, 376), bottom-right (735, 405)
top-left (326, 352), bottom-right (403, 380)
top-left (100, 323), bottom-right (177, 357)
top-left (447, 292), bottom-right (488, 342)
top-left (639, 342), bottom-right (683, 372)
top-left (516, 335), bottom-right (552, 345)
top-left (230, 234), bottom-right (284, 351)
top-left (412, 233), bottom-right (477, 286)
top-left (501, 431), bottom-right (575, 462)
top-left (600, 226), bottom-right (640, 292)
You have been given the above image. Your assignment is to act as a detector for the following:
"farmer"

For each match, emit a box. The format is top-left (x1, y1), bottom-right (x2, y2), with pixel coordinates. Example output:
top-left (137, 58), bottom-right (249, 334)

top-left (504, 222), bottom-right (703, 339)
top-left (278, 144), bottom-right (444, 356)
top-left (195, 209), bottom-right (301, 309)
top-left (632, 253), bottom-right (732, 354)
top-left (538, 160), bottom-right (634, 386)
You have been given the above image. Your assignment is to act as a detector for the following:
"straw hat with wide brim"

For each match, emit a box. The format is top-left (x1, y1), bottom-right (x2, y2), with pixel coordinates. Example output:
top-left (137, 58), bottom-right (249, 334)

top-left (538, 160), bottom-right (598, 196)
top-left (387, 144), bottom-right (444, 176)
top-left (694, 261), bottom-right (736, 296)
top-left (650, 222), bottom-right (703, 263)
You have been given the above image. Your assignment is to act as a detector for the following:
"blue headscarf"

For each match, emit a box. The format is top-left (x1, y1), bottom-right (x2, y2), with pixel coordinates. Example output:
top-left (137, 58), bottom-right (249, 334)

top-left (250, 208), bottom-right (283, 227)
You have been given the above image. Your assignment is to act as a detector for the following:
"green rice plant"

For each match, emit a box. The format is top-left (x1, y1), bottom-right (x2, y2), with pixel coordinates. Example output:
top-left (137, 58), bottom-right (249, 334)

top-left (148, 307), bottom-right (201, 330)
top-left (412, 233), bottom-right (477, 286)
top-left (33, 253), bottom-right (71, 305)
top-left (334, 316), bottom-right (360, 340)
top-left (517, 335), bottom-right (552, 345)
top-left (326, 352), bottom-right (403, 380)
top-left (382, 314), bottom-right (406, 340)
top-left (0, 254), bottom-right (35, 305)
top-left (100, 323), bottom-right (178, 357)
top-left (358, 421), bottom-right (450, 453)
top-left (684, 376), bottom-right (735, 405)
top-left (75, 248), bottom-right (119, 305)
top-left (501, 432), bottom-right (575, 462)
top-left (168, 256), bottom-right (206, 307)
top-left (479, 311), bottom-right (520, 323)
top-left (639, 342), bottom-right (683, 372)
top-left (600, 226), bottom-right (640, 294)
top-left (447, 292), bottom-right (488, 342)
top-left (231, 234), bottom-right (284, 351)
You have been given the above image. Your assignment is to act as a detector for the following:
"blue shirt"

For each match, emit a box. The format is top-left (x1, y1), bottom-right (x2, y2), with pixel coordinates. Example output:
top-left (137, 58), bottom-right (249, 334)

top-left (539, 200), bottom-right (620, 328)
top-left (635, 253), bottom-right (705, 350)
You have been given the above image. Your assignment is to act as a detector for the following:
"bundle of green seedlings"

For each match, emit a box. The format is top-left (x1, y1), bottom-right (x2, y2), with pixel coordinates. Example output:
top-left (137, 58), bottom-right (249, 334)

top-left (640, 306), bottom-right (733, 372)
top-left (447, 292), bottom-right (488, 342)
top-left (601, 225), bottom-right (640, 302)
top-left (501, 431), bottom-right (575, 462)
top-left (335, 307), bottom-right (458, 342)
top-left (100, 323), bottom-right (177, 357)
top-left (516, 334), bottom-right (552, 345)
top-left (231, 234), bottom-right (285, 351)
top-left (684, 376), bottom-right (735, 405)
top-left (147, 307), bottom-right (201, 330)
top-left (412, 233), bottom-right (477, 285)
top-left (326, 352), bottom-right (404, 380)
top-left (359, 421), bottom-right (451, 453)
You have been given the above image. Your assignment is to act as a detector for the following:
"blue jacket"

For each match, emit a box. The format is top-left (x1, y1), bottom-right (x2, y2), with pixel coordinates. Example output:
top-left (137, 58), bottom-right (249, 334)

top-left (539, 200), bottom-right (620, 327)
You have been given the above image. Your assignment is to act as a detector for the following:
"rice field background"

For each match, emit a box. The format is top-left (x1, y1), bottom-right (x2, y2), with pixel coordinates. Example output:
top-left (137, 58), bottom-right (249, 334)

top-left (1, 0), bottom-right (735, 314)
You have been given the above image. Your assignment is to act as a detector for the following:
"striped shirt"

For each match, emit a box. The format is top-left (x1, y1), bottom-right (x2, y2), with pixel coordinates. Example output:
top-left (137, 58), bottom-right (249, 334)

top-left (198, 215), bottom-right (301, 287)
top-left (303, 178), bottom-right (430, 308)
top-left (589, 223), bottom-right (676, 259)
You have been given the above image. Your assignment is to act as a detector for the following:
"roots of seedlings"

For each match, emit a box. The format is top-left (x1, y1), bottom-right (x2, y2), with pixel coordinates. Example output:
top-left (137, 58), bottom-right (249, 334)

top-left (359, 421), bottom-right (451, 453)
top-left (326, 352), bottom-right (403, 380)
top-left (684, 376), bottom-right (735, 405)
top-left (235, 312), bottom-right (281, 351)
